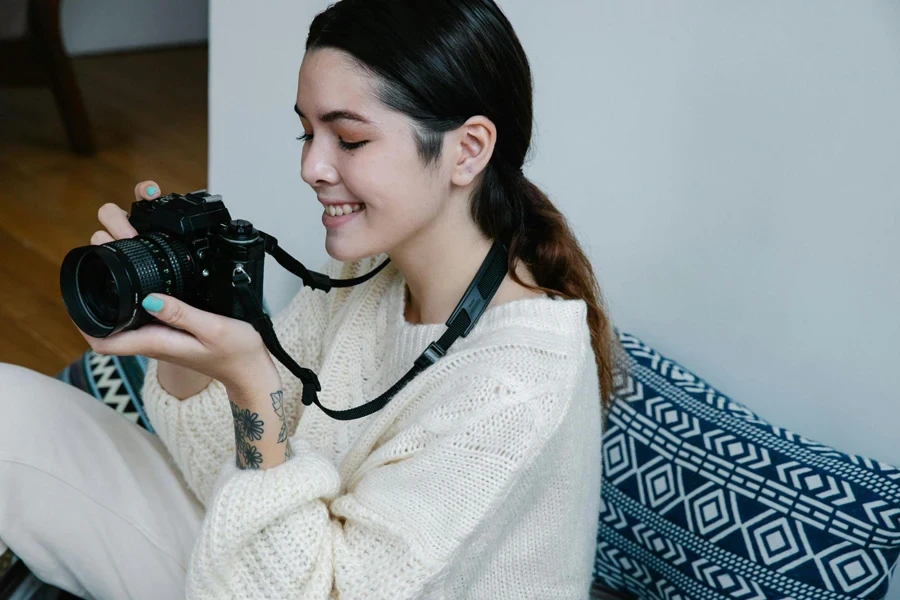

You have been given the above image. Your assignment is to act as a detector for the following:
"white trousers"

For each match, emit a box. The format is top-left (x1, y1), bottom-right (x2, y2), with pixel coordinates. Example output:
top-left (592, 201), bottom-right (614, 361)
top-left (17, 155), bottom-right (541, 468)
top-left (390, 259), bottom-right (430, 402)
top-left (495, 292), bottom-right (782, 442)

top-left (0, 362), bottom-right (204, 599)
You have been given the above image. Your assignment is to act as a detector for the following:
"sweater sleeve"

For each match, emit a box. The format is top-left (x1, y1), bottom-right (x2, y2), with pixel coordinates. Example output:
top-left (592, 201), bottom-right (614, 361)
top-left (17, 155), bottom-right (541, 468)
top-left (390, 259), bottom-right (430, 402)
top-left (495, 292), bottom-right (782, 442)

top-left (183, 347), bottom-right (580, 599)
top-left (140, 256), bottom-right (339, 507)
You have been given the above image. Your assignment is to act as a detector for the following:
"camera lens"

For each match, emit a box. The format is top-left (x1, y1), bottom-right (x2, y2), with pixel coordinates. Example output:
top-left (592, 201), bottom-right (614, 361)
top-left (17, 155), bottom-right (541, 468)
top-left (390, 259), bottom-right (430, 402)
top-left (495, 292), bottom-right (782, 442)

top-left (77, 253), bottom-right (120, 327)
top-left (60, 232), bottom-right (197, 338)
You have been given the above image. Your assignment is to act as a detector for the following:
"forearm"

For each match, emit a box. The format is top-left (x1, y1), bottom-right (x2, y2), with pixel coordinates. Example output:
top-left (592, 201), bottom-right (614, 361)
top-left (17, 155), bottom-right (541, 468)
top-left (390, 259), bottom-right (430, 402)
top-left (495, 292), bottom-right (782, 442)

top-left (157, 360), bottom-right (213, 400)
top-left (225, 361), bottom-right (292, 470)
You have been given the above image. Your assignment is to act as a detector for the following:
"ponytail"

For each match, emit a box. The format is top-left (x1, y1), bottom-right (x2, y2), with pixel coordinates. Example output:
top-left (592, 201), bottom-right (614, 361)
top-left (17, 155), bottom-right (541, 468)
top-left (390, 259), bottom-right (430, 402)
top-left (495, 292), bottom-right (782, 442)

top-left (472, 162), bottom-right (625, 420)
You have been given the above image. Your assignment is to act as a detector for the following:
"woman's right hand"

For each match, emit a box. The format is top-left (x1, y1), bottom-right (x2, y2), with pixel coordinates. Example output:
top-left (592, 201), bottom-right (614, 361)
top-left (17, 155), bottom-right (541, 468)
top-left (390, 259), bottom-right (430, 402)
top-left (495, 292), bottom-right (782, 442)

top-left (90, 180), bottom-right (214, 400)
top-left (90, 180), bottom-right (161, 245)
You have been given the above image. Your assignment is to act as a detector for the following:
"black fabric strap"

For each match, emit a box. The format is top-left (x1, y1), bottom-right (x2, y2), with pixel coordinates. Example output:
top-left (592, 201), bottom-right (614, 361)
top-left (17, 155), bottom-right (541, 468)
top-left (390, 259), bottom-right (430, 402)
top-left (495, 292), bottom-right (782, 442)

top-left (260, 231), bottom-right (391, 292)
top-left (233, 235), bottom-right (507, 421)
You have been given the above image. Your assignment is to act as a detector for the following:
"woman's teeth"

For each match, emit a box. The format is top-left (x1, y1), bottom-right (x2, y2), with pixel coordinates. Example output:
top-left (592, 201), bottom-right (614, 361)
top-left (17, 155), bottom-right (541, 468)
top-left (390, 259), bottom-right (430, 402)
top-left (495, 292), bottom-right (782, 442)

top-left (325, 203), bottom-right (364, 216)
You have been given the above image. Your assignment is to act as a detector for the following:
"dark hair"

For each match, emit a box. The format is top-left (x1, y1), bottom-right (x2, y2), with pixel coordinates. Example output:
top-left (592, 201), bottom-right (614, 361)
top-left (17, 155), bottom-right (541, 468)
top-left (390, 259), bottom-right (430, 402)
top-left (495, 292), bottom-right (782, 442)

top-left (307, 0), bottom-right (625, 417)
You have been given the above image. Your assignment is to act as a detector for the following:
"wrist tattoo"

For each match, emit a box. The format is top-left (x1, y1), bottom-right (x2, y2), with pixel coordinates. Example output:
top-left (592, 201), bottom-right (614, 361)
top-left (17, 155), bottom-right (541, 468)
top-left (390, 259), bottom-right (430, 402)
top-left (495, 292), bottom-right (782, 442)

top-left (229, 388), bottom-right (292, 470)
top-left (272, 390), bottom-right (294, 461)
top-left (230, 401), bottom-right (265, 469)
top-left (271, 390), bottom-right (289, 444)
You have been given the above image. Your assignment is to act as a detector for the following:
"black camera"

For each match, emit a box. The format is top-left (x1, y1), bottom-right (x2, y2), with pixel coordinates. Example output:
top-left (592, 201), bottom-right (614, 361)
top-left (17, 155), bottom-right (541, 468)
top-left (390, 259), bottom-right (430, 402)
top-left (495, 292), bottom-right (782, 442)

top-left (60, 189), bottom-right (266, 338)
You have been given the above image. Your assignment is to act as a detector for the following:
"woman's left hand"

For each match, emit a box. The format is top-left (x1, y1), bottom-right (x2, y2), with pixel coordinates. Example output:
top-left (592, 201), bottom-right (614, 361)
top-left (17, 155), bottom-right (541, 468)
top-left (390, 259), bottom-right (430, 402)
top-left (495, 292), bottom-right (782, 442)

top-left (76, 293), bottom-right (279, 394)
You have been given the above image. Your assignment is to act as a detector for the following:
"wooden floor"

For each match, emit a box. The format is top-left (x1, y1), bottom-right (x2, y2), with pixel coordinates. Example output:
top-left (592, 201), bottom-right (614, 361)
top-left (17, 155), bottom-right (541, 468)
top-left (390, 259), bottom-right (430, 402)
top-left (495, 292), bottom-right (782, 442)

top-left (0, 45), bottom-right (208, 376)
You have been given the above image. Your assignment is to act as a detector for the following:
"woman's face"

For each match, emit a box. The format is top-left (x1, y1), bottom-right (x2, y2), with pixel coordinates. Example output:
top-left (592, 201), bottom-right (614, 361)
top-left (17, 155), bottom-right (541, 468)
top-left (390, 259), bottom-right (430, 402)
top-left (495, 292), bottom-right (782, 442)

top-left (295, 48), bottom-right (453, 262)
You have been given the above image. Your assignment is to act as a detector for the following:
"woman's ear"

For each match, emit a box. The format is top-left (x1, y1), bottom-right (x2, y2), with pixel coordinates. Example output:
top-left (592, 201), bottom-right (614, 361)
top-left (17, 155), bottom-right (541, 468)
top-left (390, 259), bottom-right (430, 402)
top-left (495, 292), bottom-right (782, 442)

top-left (450, 116), bottom-right (497, 187)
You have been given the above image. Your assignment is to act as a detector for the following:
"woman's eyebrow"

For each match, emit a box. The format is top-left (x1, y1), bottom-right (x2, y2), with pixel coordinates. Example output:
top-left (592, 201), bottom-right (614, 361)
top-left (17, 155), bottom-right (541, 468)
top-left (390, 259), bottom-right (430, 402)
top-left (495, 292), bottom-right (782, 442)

top-left (293, 103), bottom-right (371, 124)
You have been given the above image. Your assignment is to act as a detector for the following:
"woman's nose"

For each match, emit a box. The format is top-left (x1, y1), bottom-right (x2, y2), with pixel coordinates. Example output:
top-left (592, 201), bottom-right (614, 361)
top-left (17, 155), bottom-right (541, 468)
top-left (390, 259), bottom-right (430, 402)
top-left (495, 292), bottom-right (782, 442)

top-left (300, 140), bottom-right (340, 187)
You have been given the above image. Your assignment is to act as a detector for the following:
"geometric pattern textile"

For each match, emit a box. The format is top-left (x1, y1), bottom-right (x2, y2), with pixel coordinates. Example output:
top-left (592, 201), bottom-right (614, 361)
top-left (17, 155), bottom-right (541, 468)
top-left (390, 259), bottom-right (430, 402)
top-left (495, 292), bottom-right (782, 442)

top-left (594, 331), bottom-right (900, 599)
top-left (55, 351), bottom-right (153, 433)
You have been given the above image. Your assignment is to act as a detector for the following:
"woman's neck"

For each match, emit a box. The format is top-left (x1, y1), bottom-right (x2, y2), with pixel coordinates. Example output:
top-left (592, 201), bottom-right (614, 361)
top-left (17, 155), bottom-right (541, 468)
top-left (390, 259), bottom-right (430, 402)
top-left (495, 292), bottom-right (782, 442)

top-left (393, 236), bottom-right (544, 326)
top-left (394, 233), bottom-right (495, 326)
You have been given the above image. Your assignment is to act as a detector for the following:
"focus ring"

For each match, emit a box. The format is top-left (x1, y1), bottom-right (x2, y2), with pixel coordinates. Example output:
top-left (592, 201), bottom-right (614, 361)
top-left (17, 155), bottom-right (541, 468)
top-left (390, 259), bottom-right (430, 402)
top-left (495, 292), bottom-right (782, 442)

top-left (112, 238), bottom-right (165, 296)
top-left (109, 234), bottom-right (194, 299)
top-left (144, 232), bottom-right (196, 298)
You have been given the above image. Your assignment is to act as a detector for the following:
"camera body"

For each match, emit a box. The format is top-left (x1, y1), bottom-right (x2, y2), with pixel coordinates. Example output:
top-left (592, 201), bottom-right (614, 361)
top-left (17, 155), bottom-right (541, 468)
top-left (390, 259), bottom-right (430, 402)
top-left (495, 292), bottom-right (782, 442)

top-left (128, 189), bottom-right (267, 322)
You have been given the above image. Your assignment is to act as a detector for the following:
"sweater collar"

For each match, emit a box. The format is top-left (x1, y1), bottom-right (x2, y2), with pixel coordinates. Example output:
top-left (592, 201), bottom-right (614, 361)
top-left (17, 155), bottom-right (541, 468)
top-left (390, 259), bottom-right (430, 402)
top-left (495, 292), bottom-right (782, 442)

top-left (379, 262), bottom-right (589, 377)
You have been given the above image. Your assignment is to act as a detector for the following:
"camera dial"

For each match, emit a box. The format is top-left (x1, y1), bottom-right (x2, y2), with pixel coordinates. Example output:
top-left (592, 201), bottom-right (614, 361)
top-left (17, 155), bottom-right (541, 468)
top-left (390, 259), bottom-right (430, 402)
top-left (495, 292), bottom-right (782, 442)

top-left (224, 219), bottom-right (258, 243)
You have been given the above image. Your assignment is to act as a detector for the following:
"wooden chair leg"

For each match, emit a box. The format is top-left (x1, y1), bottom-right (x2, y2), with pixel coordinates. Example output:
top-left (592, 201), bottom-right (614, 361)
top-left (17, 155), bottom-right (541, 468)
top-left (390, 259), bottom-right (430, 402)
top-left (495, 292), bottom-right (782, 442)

top-left (28, 0), bottom-right (96, 155)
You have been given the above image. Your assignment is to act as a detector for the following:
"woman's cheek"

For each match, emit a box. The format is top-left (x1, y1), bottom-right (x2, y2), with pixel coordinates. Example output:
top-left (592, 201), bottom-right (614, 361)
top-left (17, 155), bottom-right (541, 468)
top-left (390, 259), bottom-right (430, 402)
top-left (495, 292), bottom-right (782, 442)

top-left (347, 167), bottom-right (382, 208)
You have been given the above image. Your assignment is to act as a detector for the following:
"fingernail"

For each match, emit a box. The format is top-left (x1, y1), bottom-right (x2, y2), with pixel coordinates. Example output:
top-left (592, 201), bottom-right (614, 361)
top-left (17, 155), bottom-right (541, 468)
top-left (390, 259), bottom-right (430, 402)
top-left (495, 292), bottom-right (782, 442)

top-left (142, 295), bottom-right (164, 312)
top-left (145, 185), bottom-right (158, 197)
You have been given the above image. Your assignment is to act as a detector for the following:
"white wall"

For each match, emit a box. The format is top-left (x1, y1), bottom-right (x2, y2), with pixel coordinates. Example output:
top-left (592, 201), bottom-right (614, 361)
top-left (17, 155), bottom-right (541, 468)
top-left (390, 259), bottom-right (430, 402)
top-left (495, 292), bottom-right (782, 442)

top-left (208, 0), bottom-right (333, 312)
top-left (209, 4), bottom-right (899, 592)
top-left (61, 0), bottom-right (207, 56)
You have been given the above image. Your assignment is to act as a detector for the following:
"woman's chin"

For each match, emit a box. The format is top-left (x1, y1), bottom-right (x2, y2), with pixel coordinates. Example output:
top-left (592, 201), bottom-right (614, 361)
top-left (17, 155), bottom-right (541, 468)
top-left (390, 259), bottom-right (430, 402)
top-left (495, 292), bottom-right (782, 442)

top-left (325, 240), bottom-right (370, 263)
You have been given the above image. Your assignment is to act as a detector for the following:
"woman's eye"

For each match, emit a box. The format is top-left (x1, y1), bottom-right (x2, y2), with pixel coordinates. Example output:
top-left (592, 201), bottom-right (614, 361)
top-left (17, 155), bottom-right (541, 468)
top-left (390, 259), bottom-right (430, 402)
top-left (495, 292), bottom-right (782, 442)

top-left (295, 133), bottom-right (367, 151)
top-left (338, 139), bottom-right (368, 151)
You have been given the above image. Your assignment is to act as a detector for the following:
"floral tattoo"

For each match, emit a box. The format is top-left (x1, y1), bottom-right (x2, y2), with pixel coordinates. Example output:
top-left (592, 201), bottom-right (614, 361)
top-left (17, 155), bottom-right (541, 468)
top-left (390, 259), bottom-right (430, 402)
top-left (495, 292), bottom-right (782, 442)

top-left (271, 390), bottom-right (288, 443)
top-left (231, 401), bottom-right (265, 469)
top-left (271, 390), bottom-right (294, 461)
top-left (230, 389), bottom-right (294, 469)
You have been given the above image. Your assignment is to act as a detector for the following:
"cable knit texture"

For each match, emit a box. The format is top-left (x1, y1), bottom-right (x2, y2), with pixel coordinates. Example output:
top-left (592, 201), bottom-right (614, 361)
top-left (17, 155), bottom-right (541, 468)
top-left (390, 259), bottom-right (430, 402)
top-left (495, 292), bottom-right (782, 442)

top-left (141, 253), bottom-right (603, 599)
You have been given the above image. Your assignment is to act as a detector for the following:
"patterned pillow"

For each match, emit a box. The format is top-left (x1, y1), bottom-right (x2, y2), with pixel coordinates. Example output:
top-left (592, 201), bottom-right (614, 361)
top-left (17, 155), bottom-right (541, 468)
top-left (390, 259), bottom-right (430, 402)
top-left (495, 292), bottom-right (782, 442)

top-left (594, 331), bottom-right (900, 599)
top-left (56, 352), bottom-right (154, 433)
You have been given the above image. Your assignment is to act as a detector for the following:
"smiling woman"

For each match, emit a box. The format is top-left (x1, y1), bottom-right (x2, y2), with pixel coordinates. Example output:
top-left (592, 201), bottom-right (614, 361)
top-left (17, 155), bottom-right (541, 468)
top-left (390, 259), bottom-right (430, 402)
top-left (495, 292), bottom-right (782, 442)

top-left (0, 1), bottom-right (622, 599)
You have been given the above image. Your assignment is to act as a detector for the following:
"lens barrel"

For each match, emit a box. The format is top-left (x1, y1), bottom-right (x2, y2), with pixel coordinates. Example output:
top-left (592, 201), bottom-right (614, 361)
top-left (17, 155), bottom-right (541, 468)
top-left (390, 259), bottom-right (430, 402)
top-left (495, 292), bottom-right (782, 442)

top-left (60, 232), bottom-right (197, 338)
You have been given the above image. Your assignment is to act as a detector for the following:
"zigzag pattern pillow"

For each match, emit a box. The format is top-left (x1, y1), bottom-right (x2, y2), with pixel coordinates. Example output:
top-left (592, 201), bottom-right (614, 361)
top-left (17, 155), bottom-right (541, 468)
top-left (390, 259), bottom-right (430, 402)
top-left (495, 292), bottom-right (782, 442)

top-left (594, 331), bottom-right (900, 599)
top-left (56, 351), bottom-right (154, 433)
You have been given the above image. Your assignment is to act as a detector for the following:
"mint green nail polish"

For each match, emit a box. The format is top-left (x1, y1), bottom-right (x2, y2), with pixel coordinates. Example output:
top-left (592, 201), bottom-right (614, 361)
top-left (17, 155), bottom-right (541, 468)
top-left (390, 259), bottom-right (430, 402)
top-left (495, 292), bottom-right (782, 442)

top-left (146, 186), bottom-right (158, 196)
top-left (142, 295), bottom-right (164, 312)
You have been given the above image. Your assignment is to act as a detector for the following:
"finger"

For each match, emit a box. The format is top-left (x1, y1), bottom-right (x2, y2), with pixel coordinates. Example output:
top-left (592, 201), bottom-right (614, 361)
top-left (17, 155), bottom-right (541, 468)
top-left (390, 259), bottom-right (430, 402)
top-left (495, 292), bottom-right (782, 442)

top-left (140, 293), bottom-right (226, 343)
top-left (134, 180), bottom-right (161, 201)
top-left (97, 203), bottom-right (138, 240)
top-left (90, 230), bottom-right (115, 246)
top-left (79, 323), bottom-right (205, 361)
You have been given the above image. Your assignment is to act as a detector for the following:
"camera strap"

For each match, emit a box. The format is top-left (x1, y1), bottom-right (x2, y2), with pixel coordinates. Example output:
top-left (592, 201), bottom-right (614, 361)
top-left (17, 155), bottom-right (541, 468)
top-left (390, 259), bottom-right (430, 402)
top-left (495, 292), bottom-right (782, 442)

top-left (231, 234), bottom-right (509, 421)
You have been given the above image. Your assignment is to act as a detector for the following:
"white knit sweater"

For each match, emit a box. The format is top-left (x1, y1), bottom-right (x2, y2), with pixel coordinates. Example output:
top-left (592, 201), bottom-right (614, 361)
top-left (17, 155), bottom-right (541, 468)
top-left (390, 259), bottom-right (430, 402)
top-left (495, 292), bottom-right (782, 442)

top-left (141, 253), bottom-right (603, 599)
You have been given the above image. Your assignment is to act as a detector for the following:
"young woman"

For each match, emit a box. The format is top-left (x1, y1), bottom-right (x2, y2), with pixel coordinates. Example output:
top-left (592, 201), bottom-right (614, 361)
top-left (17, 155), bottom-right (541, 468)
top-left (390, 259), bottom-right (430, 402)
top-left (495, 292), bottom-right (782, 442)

top-left (0, 0), bottom-right (622, 597)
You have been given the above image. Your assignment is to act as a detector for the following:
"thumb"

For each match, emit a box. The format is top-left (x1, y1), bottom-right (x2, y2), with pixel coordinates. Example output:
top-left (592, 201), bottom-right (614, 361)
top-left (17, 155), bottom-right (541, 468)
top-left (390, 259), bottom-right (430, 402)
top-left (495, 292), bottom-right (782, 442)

top-left (141, 293), bottom-right (219, 340)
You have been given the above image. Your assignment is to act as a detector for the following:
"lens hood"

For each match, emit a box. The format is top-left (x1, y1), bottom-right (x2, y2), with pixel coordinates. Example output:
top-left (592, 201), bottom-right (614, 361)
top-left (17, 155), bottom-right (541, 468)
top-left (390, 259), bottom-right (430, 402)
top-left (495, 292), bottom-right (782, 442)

top-left (60, 244), bottom-right (140, 338)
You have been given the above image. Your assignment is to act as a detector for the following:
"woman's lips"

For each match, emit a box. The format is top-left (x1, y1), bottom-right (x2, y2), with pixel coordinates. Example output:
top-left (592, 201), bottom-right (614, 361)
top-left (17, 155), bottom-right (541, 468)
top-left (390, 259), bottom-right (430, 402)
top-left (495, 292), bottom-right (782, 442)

top-left (322, 204), bottom-right (365, 229)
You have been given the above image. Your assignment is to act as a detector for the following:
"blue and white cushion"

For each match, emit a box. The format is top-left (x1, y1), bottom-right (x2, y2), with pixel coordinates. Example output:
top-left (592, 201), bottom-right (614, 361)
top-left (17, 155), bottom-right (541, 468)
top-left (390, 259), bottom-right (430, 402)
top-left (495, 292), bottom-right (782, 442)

top-left (594, 331), bottom-right (900, 599)
top-left (56, 351), bottom-right (154, 433)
